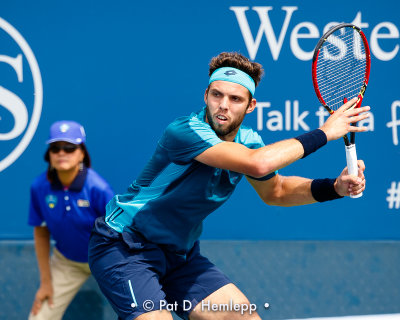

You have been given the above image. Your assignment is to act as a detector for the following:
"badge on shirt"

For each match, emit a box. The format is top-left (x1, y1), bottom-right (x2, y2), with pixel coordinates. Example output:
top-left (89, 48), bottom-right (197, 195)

top-left (77, 199), bottom-right (90, 207)
top-left (45, 195), bottom-right (58, 209)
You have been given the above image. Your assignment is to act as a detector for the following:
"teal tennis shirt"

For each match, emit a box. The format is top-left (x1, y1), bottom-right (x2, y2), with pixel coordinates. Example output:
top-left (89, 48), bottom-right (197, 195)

top-left (106, 107), bottom-right (275, 252)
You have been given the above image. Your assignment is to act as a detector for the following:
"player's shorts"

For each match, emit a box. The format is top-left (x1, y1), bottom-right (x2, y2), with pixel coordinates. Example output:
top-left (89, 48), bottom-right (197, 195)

top-left (88, 217), bottom-right (231, 320)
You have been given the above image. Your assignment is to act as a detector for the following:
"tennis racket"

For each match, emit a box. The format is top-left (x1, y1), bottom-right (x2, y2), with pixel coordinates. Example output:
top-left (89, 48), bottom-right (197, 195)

top-left (312, 23), bottom-right (371, 198)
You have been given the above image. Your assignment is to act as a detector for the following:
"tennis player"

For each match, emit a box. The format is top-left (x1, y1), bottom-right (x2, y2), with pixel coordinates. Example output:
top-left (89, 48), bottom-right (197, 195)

top-left (88, 52), bottom-right (370, 320)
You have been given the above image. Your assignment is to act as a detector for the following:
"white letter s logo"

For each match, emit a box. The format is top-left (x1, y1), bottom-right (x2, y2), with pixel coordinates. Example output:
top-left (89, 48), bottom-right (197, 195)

top-left (0, 54), bottom-right (28, 140)
top-left (0, 17), bottom-right (43, 172)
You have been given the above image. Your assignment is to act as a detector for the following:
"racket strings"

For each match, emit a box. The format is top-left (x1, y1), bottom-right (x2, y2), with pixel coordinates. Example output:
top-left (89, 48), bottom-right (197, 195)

top-left (316, 27), bottom-right (366, 111)
top-left (318, 65), bottom-right (365, 96)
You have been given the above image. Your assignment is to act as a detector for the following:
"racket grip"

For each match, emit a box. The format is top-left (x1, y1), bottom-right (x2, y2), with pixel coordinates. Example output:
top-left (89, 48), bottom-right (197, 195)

top-left (345, 144), bottom-right (363, 198)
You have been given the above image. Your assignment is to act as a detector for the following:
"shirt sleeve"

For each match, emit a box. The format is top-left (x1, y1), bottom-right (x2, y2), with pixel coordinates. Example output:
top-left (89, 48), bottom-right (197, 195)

top-left (28, 184), bottom-right (45, 226)
top-left (159, 116), bottom-right (222, 164)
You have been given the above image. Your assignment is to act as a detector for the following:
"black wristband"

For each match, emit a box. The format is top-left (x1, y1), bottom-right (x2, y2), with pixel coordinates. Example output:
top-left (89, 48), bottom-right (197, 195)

top-left (311, 178), bottom-right (343, 202)
top-left (295, 129), bottom-right (327, 158)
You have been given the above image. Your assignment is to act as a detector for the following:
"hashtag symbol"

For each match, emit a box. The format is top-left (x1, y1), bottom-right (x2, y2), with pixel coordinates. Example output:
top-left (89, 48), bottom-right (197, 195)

top-left (387, 182), bottom-right (400, 209)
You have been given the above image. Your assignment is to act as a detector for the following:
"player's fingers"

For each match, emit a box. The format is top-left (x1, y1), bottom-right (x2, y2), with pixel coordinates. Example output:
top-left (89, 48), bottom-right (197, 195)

top-left (350, 187), bottom-right (364, 196)
top-left (338, 97), bottom-right (358, 112)
top-left (357, 160), bottom-right (366, 172)
top-left (345, 107), bottom-right (370, 123)
top-left (350, 112), bottom-right (370, 122)
top-left (349, 124), bottom-right (369, 132)
top-left (350, 179), bottom-right (366, 195)
top-left (342, 174), bottom-right (362, 184)
top-left (348, 113), bottom-right (370, 125)
top-left (347, 174), bottom-right (365, 190)
top-left (345, 106), bottom-right (370, 117)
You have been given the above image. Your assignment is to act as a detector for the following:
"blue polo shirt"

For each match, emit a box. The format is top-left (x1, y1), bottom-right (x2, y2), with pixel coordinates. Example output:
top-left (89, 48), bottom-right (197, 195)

top-left (104, 107), bottom-right (276, 253)
top-left (29, 167), bottom-right (114, 262)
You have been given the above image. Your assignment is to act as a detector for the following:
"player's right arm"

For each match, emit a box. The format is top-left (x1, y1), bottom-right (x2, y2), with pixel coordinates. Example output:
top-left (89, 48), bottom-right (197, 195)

top-left (195, 138), bottom-right (303, 178)
top-left (195, 102), bottom-right (370, 178)
top-left (31, 226), bottom-right (53, 315)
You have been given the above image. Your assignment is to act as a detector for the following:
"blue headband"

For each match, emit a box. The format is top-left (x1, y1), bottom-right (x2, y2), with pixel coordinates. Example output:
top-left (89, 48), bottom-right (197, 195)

top-left (209, 67), bottom-right (255, 96)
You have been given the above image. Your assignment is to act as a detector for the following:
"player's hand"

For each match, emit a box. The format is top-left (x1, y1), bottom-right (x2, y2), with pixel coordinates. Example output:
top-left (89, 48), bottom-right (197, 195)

top-left (31, 281), bottom-right (54, 315)
top-left (319, 98), bottom-right (370, 141)
top-left (334, 160), bottom-right (366, 197)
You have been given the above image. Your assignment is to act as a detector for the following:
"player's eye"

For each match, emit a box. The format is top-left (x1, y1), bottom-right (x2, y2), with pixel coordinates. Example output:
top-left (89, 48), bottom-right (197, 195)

top-left (231, 96), bottom-right (241, 102)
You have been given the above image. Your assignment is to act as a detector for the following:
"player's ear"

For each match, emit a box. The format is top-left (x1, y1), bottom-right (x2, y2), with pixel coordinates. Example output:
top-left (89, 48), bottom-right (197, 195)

top-left (246, 98), bottom-right (257, 114)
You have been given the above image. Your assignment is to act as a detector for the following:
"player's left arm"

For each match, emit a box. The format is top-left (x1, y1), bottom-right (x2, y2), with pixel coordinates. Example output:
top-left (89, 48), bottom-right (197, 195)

top-left (247, 160), bottom-right (366, 206)
top-left (247, 174), bottom-right (316, 206)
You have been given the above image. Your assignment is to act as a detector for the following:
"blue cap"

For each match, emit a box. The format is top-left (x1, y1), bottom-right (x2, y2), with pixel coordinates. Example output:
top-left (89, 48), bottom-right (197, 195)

top-left (46, 121), bottom-right (86, 145)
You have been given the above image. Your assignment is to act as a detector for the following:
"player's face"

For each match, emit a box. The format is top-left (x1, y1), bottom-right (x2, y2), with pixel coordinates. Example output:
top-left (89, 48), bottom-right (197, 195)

top-left (48, 142), bottom-right (84, 173)
top-left (205, 81), bottom-right (256, 141)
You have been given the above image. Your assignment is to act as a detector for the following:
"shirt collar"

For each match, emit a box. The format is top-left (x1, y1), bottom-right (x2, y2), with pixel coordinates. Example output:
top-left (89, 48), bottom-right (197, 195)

top-left (51, 166), bottom-right (88, 191)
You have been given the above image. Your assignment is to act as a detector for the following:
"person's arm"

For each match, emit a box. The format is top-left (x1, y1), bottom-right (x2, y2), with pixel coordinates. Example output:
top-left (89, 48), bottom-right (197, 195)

top-left (195, 100), bottom-right (370, 178)
top-left (247, 174), bottom-right (315, 206)
top-left (31, 226), bottom-right (53, 315)
top-left (246, 160), bottom-right (366, 206)
top-left (196, 138), bottom-right (304, 178)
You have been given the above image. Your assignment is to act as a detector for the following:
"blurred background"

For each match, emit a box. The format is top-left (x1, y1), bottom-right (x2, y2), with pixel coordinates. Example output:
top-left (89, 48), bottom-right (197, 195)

top-left (0, 0), bottom-right (399, 319)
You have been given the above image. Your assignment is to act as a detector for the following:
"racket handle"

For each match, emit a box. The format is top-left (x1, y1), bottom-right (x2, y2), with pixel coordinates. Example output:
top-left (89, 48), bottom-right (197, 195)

top-left (345, 144), bottom-right (363, 198)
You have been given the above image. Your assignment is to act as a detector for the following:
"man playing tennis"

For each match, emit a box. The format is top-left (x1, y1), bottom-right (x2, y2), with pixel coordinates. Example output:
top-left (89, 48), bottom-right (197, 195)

top-left (88, 52), bottom-right (370, 320)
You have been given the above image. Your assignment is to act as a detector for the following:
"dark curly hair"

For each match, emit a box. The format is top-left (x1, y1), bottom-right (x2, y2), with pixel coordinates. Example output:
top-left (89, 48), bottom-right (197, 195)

top-left (208, 52), bottom-right (264, 87)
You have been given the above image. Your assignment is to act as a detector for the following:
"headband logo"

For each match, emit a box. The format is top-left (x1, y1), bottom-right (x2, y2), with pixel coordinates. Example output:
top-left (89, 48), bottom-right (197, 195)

top-left (224, 70), bottom-right (237, 76)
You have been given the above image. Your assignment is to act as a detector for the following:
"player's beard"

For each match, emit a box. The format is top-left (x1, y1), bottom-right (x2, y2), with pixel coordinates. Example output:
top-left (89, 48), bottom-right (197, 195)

top-left (205, 105), bottom-right (247, 139)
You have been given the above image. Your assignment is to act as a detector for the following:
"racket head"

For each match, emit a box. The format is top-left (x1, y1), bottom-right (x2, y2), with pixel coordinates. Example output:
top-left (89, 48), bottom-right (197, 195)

top-left (312, 23), bottom-right (371, 113)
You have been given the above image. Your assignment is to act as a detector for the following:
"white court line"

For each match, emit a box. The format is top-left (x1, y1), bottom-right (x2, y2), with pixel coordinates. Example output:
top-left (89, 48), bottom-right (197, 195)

top-left (287, 314), bottom-right (400, 320)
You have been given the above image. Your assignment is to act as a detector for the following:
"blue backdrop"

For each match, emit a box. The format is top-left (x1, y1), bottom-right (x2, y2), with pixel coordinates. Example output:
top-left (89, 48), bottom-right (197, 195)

top-left (1, 0), bottom-right (399, 240)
